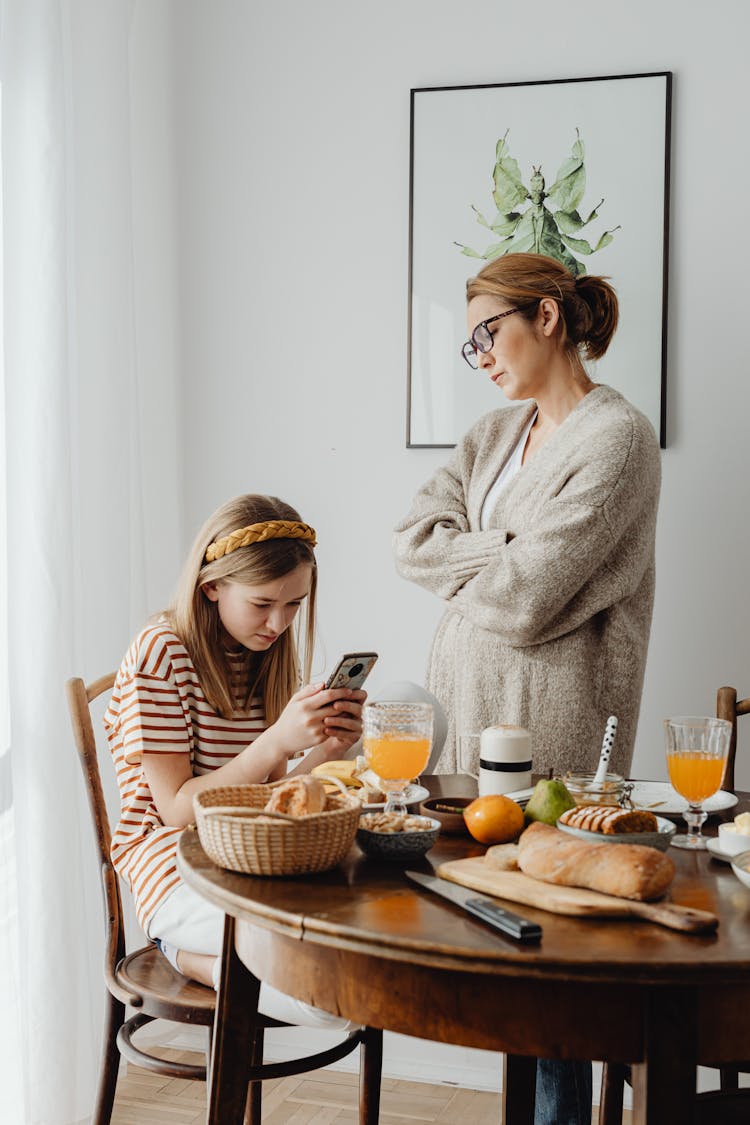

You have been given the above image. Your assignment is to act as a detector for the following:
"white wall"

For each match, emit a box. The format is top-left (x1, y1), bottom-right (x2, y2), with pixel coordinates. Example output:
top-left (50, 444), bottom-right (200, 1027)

top-left (170, 0), bottom-right (750, 787)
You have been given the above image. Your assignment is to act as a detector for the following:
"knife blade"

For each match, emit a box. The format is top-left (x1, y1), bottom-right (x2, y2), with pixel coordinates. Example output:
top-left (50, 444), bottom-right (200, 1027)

top-left (405, 870), bottom-right (542, 943)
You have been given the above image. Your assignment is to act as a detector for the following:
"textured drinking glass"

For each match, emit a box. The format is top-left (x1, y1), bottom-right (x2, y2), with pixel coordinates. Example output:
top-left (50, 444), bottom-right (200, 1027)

top-left (664, 716), bottom-right (731, 849)
top-left (363, 701), bottom-right (433, 815)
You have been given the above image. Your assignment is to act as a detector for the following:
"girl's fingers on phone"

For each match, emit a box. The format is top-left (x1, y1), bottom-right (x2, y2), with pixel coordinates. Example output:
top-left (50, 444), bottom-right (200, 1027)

top-left (295, 682), bottom-right (326, 700)
top-left (322, 732), bottom-right (361, 755)
top-left (324, 714), bottom-right (361, 732)
top-left (321, 687), bottom-right (356, 705)
top-left (330, 698), bottom-right (363, 715)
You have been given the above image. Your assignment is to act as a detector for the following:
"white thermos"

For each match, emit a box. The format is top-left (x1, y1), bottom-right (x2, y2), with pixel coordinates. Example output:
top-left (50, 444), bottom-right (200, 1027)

top-left (479, 725), bottom-right (532, 796)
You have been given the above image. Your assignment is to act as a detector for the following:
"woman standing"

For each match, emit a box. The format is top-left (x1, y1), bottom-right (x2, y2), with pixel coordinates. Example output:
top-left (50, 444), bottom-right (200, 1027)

top-left (394, 252), bottom-right (660, 782)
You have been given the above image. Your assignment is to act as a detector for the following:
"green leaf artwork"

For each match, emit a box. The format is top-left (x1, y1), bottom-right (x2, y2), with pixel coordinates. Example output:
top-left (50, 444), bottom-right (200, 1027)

top-left (455, 129), bottom-right (620, 276)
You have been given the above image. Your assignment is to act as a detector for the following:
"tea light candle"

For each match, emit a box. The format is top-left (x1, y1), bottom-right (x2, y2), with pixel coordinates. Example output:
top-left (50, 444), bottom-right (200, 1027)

top-left (479, 725), bottom-right (532, 797)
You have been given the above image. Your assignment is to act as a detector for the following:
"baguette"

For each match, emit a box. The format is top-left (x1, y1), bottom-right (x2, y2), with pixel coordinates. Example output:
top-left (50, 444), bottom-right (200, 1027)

top-left (559, 804), bottom-right (659, 834)
top-left (517, 821), bottom-right (674, 901)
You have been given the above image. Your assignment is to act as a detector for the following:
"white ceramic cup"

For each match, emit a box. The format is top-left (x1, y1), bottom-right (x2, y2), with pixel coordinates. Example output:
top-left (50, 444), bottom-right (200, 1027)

top-left (718, 822), bottom-right (750, 857)
top-left (479, 725), bottom-right (532, 796)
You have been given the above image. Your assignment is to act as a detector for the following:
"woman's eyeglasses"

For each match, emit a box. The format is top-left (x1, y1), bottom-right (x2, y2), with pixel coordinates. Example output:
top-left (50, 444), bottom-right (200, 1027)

top-left (461, 308), bottom-right (520, 369)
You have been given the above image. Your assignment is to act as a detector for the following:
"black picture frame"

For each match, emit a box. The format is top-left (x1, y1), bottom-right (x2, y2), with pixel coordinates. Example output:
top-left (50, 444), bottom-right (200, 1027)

top-left (407, 72), bottom-right (672, 448)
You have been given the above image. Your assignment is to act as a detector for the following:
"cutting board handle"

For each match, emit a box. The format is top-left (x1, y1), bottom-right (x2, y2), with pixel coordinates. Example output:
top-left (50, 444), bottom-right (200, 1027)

top-left (630, 900), bottom-right (718, 934)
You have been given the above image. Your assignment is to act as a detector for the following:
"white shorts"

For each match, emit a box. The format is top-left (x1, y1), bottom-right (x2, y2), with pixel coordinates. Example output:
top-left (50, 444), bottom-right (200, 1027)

top-left (148, 882), bottom-right (354, 1031)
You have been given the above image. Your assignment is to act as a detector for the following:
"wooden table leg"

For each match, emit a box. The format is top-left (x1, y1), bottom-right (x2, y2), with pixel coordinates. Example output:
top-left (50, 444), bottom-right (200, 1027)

top-left (359, 1026), bottom-right (383, 1124)
top-left (598, 1061), bottom-right (627, 1125)
top-left (630, 987), bottom-right (696, 1124)
top-left (502, 1053), bottom-right (536, 1124)
top-left (208, 915), bottom-right (261, 1125)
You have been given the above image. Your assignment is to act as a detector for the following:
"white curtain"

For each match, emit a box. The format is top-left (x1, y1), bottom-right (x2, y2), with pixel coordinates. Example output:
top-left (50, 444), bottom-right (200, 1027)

top-left (0, 2), bottom-right (182, 1121)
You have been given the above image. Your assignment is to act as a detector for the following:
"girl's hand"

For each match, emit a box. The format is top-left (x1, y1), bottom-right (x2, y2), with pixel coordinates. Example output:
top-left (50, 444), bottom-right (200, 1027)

top-left (320, 689), bottom-right (366, 757)
top-left (270, 684), bottom-right (365, 759)
top-left (321, 688), bottom-right (364, 751)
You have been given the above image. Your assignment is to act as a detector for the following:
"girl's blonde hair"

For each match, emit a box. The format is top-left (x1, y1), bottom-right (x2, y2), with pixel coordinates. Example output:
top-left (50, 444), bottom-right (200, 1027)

top-left (467, 252), bottom-right (619, 361)
top-left (165, 494), bottom-right (317, 722)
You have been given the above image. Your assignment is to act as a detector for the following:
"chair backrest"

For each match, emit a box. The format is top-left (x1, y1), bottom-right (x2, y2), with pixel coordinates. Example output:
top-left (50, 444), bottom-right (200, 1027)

top-left (716, 685), bottom-right (750, 793)
top-left (66, 674), bottom-right (124, 990)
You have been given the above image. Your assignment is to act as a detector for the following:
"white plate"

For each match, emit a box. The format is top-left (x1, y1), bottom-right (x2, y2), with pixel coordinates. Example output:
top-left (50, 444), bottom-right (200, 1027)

top-left (362, 783), bottom-right (429, 810)
top-left (505, 786), bottom-right (535, 806)
top-left (625, 780), bottom-right (738, 816)
top-left (706, 838), bottom-right (735, 864)
top-left (557, 814), bottom-right (675, 852)
top-left (455, 787), bottom-right (534, 807)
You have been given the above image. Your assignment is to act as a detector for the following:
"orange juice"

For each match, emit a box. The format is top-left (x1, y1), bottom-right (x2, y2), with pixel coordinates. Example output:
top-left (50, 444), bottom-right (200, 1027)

top-left (667, 752), bottom-right (724, 804)
top-left (363, 736), bottom-right (431, 781)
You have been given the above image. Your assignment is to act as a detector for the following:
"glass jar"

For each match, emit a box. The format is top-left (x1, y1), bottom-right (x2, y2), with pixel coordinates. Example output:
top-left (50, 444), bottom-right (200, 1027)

top-left (563, 771), bottom-right (625, 807)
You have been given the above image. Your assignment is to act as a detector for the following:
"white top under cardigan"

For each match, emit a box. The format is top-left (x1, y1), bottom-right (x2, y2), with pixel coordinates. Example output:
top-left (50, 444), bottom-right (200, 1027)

top-left (393, 385), bottom-right (661, 779)
top-left (479, 409), bottom-right (537, 530)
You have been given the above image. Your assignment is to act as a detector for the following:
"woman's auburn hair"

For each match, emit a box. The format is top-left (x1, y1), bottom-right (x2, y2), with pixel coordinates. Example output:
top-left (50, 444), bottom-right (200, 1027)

top-left (164, 494), bottom-right (316, 722)
top-left (467, 252), bottom-right (619, 361)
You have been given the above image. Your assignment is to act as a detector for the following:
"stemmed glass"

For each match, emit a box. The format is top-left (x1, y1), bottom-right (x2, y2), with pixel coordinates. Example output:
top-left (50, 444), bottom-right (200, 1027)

top-left (363, 701), bottom-right (433, 815)
top-left (664, 716), bottom-right (731, 849)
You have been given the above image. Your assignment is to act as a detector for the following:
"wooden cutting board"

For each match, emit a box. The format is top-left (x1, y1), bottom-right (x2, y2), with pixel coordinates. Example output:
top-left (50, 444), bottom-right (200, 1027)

top-left (436, 857), bottom-right (718, 934)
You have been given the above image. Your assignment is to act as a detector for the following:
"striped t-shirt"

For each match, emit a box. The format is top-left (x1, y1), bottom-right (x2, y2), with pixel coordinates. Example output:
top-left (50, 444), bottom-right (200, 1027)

top-left (104, 622), bottom-right (266, 933)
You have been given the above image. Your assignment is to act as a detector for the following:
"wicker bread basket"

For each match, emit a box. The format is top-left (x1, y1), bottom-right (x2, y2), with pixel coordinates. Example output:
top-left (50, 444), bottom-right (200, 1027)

top-left (193, 780), bottom-right (361, 876)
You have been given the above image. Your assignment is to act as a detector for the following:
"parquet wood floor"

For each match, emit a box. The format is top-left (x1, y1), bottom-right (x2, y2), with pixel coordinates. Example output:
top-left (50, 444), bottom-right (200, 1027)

top-left (112, 1049), bottom-right (632, 1123)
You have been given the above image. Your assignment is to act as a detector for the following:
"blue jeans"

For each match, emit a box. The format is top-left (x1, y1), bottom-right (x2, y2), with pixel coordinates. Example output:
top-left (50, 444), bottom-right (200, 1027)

top-left (535, 1059), bottom-right (592, 1125)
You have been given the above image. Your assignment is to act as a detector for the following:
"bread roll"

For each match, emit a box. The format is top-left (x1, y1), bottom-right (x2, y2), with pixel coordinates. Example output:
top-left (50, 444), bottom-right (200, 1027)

top-left (265, 776), bottom-right (327, 817)
top-left (559, 805), bottom-right (659, 834)
top-left (517, 821), bottom-right (674, 901)
top-left (484, 843), bottom-right (520, 871)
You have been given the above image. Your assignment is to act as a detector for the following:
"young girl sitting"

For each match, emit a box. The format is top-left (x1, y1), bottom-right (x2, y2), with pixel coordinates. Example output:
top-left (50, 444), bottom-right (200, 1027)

top-left (104, 494), bottom-right (365, 1027)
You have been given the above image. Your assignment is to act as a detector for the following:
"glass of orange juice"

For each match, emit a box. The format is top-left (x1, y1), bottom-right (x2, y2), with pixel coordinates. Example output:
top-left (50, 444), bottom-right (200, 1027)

top-left (363, 701), bottom-right (433, 815)
top-left (664, 716), bottom-right (731, 849)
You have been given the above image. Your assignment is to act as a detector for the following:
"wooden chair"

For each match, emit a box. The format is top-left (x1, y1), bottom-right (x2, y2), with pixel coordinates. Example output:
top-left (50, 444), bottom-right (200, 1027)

top-left (717, 685), bottom-right (750, 793)
top-left (598, 685), bottom-right (750, 1124)
top-left (68, 673), bottom-right (382, 1125)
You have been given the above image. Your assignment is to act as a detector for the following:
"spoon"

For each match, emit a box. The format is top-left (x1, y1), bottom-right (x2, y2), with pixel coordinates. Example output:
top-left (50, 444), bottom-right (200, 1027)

top-left (591, 715), bottom-right (618, 788)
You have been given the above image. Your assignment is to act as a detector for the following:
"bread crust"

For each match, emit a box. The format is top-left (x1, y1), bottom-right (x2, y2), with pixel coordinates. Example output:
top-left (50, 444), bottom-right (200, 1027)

top-left (265, 775), bottom-right (327, 817)
top-left (517, 821), bottom-right (674, 901)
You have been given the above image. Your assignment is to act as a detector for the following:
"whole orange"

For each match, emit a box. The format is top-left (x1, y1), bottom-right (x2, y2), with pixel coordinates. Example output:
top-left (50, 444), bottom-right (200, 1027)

top-left (463, 794), bottom-right (525, 845)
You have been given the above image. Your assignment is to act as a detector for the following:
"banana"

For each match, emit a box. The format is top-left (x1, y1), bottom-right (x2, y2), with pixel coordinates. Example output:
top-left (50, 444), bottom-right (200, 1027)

top-left (311, 760), bottom-right (363, 788)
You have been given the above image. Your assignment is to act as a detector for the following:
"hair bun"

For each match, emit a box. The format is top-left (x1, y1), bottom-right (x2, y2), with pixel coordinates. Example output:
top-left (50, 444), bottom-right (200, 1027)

top-left (571, 274), bottom-right (619, 360)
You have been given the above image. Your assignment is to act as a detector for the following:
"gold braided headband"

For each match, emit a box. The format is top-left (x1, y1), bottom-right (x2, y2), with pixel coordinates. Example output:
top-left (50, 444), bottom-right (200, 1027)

top-left (205, 519), bottom-right (317, 563)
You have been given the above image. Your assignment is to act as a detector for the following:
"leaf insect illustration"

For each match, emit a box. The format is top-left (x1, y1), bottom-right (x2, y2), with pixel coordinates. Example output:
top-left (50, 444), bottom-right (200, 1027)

top-left (456, 129), bottom-right (620, 276)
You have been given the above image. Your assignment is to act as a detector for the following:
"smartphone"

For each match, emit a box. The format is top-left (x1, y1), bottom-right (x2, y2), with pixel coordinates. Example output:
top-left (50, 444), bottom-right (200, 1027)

top-left (325, 651), bottom-right (378, 691)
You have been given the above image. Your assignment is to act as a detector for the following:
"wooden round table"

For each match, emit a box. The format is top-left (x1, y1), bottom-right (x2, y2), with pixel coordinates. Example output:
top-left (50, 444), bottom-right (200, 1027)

top-left (178, 778), bottom-right (750, 1123)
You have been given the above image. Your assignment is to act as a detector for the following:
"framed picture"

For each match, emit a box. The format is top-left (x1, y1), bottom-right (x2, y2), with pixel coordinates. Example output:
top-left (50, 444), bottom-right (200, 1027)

top-left (407, 72), bottom-right (672, 448)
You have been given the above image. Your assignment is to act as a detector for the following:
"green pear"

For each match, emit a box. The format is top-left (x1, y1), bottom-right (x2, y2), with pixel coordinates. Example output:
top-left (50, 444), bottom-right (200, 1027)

top-left (524, 778), bottom-right (576, 825)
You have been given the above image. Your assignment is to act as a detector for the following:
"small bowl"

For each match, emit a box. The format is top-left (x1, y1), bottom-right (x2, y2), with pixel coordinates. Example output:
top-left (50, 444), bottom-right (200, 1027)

top-left (556, 814), bottom-right (676, 852)
top-left (718, 822), bottom-right (750, 857)
top-left (730, 848), bottom-right (750, 891)
top-left (419, 796), bottom-right (474, 836)
top-left (563, 772), bottom-right (626, 807)
top-left (356, 815), bottom-right (440, 862)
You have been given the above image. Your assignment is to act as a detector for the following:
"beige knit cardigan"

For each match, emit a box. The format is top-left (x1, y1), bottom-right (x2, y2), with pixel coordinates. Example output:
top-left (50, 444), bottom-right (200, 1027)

top-left (393, 385), bottom-right (661, 778)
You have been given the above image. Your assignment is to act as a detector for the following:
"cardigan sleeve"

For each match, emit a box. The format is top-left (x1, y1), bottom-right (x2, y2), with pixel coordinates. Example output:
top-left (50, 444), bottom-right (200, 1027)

top-left (394, 410), bottom-right (660, 647)
top-left (392, 427), bottom-right (509, 600)
top-left (450, 496), bottom-right (622, 645)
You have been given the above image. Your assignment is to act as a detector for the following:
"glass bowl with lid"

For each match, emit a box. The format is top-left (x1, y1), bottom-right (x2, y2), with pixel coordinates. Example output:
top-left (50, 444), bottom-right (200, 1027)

top-left (563, 772), bottom-right (626, 808)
